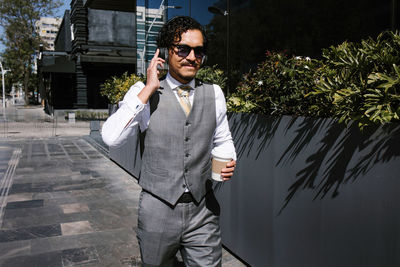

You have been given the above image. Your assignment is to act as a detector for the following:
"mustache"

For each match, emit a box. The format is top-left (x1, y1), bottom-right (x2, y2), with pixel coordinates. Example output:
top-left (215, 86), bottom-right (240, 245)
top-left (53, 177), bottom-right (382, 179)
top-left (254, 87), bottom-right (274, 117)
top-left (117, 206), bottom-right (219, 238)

top-left (181, 61), bottom-right (199, 67)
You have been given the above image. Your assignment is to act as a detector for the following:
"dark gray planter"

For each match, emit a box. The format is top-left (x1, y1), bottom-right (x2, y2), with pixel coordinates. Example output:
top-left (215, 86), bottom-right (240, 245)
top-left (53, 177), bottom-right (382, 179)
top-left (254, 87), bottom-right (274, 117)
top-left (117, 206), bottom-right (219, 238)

top-left (109, 124), bottom-right (142, 178)
top-left (216, 113), bottom-right (400, 266)
top-left (108, 112), bottom-right (400, 266)
top-left (108, 103), bottom-right (118, 116)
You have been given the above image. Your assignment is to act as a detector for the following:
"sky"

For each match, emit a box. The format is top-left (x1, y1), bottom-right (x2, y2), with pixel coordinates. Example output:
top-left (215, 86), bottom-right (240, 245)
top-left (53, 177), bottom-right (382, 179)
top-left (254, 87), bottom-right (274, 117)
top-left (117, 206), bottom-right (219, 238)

top-left (56, 0), bottom-right (72, 17)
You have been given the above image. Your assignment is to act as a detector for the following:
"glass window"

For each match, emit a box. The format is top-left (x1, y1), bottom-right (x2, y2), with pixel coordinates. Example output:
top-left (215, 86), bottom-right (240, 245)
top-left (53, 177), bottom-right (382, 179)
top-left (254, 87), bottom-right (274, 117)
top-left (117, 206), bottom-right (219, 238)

top-left (162, 0), bottom-right (396, 92)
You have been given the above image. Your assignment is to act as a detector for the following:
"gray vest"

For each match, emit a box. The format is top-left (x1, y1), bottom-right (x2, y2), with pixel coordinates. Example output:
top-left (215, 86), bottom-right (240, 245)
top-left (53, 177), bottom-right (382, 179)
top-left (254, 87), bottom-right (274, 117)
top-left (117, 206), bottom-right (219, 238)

top-left (139, 79), bottom-right (216, 205)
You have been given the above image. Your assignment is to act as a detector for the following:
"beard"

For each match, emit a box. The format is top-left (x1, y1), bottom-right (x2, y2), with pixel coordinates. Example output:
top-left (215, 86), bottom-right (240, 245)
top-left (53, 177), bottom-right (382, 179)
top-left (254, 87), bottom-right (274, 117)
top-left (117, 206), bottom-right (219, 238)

top-left (170, 62), bottom-right (200, 83)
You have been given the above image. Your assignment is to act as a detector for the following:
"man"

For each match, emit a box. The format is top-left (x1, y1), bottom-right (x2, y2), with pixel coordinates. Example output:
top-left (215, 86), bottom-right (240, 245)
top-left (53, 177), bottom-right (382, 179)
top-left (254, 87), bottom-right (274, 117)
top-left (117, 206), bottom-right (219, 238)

top-left (102, 16), bottom-right (236, 266)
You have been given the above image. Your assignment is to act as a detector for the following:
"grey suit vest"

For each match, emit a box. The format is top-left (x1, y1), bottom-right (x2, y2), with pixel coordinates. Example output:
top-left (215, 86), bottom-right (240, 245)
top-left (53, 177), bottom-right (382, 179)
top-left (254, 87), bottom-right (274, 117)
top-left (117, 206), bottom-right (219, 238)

top-left (139, 79), bottom-right (216, 205)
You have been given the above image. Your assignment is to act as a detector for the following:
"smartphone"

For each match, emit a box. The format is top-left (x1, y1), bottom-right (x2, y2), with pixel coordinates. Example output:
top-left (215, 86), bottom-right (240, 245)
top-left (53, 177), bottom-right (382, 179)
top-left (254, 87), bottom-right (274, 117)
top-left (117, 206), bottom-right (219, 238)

top-left (158, 47), bottom-right (168, 61)
top-left (158, 47), bottom-right (169, 71)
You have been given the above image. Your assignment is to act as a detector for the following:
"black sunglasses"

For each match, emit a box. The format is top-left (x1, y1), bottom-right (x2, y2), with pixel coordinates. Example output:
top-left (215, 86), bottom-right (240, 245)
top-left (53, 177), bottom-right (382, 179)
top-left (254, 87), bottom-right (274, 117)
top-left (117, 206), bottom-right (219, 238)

top-left (172, 44), bottom-right (206, 59)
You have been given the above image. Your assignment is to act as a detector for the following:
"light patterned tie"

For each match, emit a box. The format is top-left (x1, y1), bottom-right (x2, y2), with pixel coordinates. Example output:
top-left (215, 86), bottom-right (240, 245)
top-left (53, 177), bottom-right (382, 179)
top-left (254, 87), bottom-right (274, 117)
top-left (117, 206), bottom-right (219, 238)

top-left (177, 85), bottom-right (192, 116)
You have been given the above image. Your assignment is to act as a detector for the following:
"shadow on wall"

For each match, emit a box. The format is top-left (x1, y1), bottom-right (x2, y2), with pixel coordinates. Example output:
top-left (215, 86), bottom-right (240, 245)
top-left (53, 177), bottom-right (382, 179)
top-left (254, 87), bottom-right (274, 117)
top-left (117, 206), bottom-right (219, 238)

top-left (228, 113), bottom-right (400, 214)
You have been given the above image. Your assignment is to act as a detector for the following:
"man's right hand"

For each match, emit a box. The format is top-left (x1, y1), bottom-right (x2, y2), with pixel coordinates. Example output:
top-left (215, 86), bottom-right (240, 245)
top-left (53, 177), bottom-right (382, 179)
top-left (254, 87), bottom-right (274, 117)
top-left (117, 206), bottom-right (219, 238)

top-left (138, 49), bottom-right (165, 104)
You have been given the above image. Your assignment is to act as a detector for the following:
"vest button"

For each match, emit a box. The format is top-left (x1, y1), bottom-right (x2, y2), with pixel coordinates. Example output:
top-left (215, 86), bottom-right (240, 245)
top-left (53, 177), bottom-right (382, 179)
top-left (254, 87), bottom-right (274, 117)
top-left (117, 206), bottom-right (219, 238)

top-left (182, 184), bottom-right (187, 188)
top-left (185, 137), bottom-right (189, 142)
top-left (185, 153), bottom-right (190, 157)
top-left (186, 122), bottom-right (190, 126)
top-left (184, 169), bottom-right (188, 173)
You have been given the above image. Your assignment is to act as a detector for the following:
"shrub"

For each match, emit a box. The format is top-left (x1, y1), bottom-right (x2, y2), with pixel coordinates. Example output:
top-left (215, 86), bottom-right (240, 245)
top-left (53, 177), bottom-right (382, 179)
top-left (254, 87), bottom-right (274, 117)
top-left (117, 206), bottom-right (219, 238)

top-left (311, 31), bottom-right (400, 127)
top-left (228, 52), bottom-right (324, 116)
top-left (64, 111), bottom-right (109, 121)
top-left (228, 31), bottom-right (400, 128)
top-left (196, 64), bottom-right (227, 90)
top-left (100, 66), bottom-right (226, 104)
top-left (100, 72), bottom-right (144, 104)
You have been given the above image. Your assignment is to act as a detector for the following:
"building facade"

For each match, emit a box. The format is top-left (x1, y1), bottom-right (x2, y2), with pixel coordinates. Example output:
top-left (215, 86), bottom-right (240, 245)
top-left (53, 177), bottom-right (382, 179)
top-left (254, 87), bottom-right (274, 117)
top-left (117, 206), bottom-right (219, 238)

top-left (136, 5), bottom-right (164, 75)
top-left (35, 17), bottom-right (62, 51)
top-left (38, 0), bottom-right (136, 111)
top-left (37, 0), bottom-right (399, 112)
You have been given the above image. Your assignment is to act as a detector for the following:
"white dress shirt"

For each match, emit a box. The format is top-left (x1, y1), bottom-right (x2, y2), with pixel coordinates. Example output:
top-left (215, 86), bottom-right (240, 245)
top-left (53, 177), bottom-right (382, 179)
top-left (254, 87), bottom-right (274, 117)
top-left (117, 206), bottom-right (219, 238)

top-left (101, 72), bottom-right (236, 160)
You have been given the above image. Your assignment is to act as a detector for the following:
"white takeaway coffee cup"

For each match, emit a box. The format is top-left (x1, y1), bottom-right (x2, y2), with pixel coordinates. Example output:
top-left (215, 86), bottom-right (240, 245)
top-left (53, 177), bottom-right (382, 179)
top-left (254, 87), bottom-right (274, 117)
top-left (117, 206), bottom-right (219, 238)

top-left (211, 151), bottom-right (232, 182)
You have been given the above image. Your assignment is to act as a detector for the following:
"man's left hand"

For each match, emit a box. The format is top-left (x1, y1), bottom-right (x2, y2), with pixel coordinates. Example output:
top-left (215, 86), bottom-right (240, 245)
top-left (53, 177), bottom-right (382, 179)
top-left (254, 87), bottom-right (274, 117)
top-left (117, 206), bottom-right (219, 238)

top-left (221, 160), bottom-right (236, 181)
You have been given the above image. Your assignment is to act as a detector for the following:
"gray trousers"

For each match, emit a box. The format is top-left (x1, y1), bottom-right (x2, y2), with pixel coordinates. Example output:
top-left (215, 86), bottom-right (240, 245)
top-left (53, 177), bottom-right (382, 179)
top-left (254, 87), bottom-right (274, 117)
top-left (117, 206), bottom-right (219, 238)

top-left (137, 190), bottom-right (222, 266)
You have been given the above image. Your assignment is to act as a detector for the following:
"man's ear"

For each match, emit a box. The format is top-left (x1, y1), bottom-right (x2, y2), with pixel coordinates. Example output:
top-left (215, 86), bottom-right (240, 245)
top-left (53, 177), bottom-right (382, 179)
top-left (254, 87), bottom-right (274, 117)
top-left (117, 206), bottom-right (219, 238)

top-left (168, 47), bottom-right (174, 59)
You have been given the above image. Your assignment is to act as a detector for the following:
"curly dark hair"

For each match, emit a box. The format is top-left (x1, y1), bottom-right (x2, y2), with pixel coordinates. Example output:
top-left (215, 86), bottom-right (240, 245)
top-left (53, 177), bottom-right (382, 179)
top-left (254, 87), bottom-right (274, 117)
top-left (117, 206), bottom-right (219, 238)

top-left (157, 16), bottom-right (208, 50)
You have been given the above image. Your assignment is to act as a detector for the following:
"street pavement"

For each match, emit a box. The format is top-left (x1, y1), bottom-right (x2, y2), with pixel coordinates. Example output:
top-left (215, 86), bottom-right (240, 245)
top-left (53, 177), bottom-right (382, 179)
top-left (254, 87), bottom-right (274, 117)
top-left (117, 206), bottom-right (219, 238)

top-left (0, 105), bottom-right (246, 267)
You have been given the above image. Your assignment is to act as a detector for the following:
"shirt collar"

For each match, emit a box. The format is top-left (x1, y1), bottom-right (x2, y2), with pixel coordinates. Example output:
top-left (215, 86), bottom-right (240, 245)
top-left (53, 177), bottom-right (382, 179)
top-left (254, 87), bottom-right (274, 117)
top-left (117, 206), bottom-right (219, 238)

top-left (166, 72), bottom-right (195, 90)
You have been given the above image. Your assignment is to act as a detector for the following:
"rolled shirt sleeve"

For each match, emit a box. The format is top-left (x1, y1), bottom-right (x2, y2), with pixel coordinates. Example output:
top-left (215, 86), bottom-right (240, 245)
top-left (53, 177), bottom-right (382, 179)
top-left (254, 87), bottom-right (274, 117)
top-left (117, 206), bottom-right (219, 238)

top-left (212, 84), bottom-right (237, 161)
top-left (101, 81), bottom-right (148, 147)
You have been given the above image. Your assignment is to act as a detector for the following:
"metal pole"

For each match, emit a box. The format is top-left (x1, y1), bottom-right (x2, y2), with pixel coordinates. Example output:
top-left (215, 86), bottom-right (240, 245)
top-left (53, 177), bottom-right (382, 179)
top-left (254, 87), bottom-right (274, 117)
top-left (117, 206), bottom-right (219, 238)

top-left (164, 0), bottom-right (168, 23)
top-left (12, 85), bottom-right (15, 105)
top-left (1, 61), bottom-right (6, 109)
top-left (2, 67), bottom-right (5, 109)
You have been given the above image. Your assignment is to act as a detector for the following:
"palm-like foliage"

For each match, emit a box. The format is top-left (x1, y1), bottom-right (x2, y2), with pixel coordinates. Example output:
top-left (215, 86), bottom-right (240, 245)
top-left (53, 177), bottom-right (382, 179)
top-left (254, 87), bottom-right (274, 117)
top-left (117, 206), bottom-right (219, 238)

top-left (228, 31), bottom-right (400, 128)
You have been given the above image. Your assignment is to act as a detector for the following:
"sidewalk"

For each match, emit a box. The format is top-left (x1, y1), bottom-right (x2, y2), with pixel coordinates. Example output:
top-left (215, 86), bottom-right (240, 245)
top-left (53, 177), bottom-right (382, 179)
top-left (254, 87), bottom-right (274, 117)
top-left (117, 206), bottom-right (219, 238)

top-left (0, 105), bottom-right (246, 266)
top-left (0, 137), bottom-right (142, 266)
top-left (0, 105), bottom-right (92, 139)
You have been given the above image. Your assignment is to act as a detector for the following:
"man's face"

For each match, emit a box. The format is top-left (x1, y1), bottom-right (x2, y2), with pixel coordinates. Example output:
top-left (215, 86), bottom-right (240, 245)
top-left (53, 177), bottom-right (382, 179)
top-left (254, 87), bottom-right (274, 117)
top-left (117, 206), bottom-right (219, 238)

top-left (168, 29), bottom-right (204, 84)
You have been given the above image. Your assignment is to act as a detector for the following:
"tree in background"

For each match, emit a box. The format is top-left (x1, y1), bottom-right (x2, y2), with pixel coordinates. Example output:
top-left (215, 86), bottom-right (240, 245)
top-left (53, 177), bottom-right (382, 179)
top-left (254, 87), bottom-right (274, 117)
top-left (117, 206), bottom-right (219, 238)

top-left (0, 0), bottom-right (61, 104)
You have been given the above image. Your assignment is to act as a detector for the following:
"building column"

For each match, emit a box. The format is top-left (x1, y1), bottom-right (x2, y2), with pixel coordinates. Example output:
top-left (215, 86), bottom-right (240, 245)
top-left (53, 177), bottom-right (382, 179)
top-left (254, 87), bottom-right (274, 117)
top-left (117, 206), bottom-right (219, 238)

top-left (74, 54), bottom-right (88, 108)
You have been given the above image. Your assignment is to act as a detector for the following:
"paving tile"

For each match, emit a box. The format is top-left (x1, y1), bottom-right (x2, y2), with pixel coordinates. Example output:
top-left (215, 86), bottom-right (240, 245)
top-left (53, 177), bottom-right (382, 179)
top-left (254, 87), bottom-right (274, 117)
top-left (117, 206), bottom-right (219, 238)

top-left (0, 240), bottom-right (30, 259)
top-left (1, 213), bottom-right (63, 230)
top-left (61, 221), bottom-right (93, 236)
top-left (45, 191), bottom-right (74, 200)
top-left (3, 207), bottom-right (96, 230)
top-left (60, 203), bottom-right (89, 214)
top-left (0, 224), bottom-right (61, 242)
top-left (119, 256), bottom-right (142, 267)
top-left (32, 192), bottom-right (53, 200)
top-left (95, 242), bottom-right (141, 266)
top-left (8, 183), bottom-right (51, 194)
top-left (61, 246), bottom-right (99, 266)
top-left (30, 235), bottom-right (81, 255)
top-left (74, 228), bottom-right (137, 247)
top-left (0, 251), bottom-right (62, 267)
top-left (5, 193), bottom-right (33, 203)
top-left (3, 205), bottom-right (62, 220)
top-left (0, 137), bottom-right (247, 266)
top-left (87, 200), bottom-right (132, 217)
top-left (6, 199), bottom-right (44, 209)
top-left (52, 180), bottom-right (106, 192)
top-left (88, 210), bottom-right (137, 231)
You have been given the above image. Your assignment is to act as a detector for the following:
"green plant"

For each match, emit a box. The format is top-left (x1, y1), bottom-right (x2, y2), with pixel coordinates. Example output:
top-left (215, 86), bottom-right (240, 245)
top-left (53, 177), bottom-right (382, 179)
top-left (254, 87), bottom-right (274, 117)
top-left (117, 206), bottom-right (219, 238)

top-left (228, 52), bottom-right (323, 116)
top-left (228, 31), bottom-right (400, 128)
top-left (100, 66), bottom-right (226, 105)
top-left (64, 111), bottom-right (109, 120)
top-left (100, 72), bottom-right (144, 104)
top-left (196, 65), bottom-right (227, 90)
top-left (310, 31), bottom-right (400, 127)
